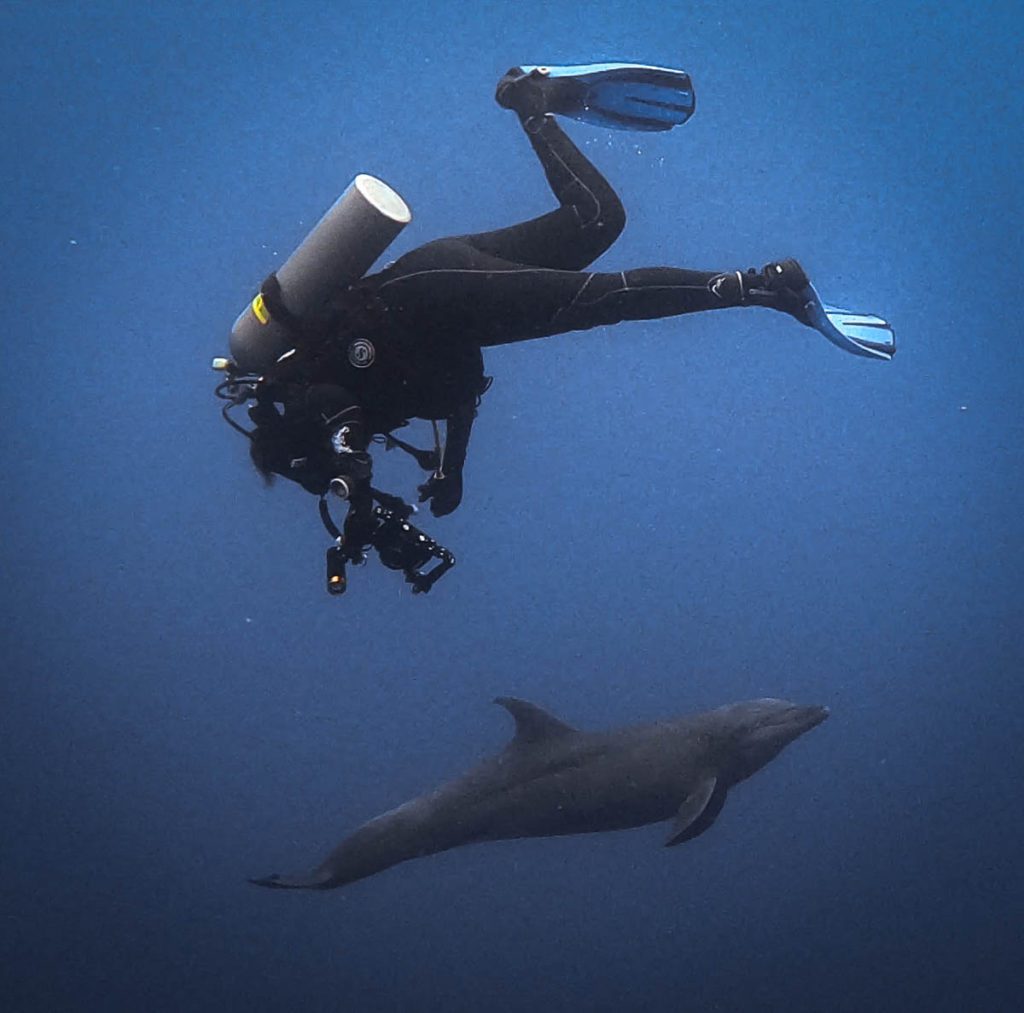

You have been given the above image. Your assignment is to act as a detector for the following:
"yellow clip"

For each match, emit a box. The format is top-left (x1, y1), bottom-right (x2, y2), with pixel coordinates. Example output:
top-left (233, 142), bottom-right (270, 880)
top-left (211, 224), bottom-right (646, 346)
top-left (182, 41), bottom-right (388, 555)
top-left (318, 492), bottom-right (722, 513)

top-left (251, 292), bottom-right (269, 325)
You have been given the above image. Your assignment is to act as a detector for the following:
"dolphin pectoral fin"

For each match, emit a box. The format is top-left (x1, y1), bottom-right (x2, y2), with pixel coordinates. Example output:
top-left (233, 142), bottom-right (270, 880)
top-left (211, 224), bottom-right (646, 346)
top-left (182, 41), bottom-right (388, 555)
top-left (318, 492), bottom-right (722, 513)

top-left (494, 696), bottom-right (578, 746)
top-left (664, 775), bottom-right (718, 847)
top-left (665, 782), bottom-right (728, 847)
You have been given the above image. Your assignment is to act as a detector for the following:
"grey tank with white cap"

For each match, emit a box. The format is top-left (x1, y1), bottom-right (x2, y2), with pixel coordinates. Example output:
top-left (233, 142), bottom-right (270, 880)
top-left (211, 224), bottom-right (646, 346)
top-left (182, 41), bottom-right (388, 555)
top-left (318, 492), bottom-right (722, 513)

top-left (226, 174), bottom-right (412, 373)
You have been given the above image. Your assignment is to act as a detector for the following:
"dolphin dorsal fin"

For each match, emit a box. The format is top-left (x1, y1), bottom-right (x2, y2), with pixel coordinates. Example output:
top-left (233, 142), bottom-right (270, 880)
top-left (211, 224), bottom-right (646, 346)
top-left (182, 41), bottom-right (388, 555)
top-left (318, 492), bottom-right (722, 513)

top-left (494, 697), bottom-right (578, 746)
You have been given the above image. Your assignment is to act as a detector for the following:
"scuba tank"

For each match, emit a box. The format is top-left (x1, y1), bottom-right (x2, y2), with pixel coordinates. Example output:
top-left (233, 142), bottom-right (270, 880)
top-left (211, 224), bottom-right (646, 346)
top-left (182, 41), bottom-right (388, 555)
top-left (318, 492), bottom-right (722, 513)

top-left (227, 174), bottom-right (412, 373)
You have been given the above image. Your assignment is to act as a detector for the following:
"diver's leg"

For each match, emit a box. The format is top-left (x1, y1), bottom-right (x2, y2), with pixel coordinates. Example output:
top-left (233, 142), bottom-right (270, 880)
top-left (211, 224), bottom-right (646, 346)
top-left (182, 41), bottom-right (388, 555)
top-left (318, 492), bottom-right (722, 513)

top-left (372, 242), bottom-right (788, 349)
top-left (551, 264), bottom-right (822, 342)
top-left (478, 266), bottom-right (759, 346)
top-left (451, 111), bottom-right (625, 271)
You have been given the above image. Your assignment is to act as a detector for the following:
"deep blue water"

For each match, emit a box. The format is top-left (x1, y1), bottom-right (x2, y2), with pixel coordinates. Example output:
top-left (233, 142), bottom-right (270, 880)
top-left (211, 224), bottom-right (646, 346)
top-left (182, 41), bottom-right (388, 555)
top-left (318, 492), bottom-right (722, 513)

top-left (3, 2), bottom-right (1022, 1010)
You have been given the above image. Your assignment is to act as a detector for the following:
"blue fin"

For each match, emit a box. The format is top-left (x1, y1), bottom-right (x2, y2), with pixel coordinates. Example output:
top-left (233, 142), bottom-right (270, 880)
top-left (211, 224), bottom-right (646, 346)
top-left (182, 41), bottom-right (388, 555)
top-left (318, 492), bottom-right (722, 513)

top-left (801, 282), bottom-right (896, 360)
top-left (519, 62), bottom-right (696, 132)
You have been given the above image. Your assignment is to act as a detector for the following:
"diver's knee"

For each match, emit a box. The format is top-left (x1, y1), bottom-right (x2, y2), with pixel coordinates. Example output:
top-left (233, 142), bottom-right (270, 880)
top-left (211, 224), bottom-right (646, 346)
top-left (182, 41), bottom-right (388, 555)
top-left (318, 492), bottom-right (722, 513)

top-left (570, 180), bottom-right (625, 236)
top-left (597, 197), bottom-right (626, 241)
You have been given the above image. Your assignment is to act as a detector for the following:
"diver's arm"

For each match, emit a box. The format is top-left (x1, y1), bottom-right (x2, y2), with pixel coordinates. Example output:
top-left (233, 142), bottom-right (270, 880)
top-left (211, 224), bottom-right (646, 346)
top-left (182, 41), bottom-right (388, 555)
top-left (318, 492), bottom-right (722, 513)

top-left (417, 400), bottom-right (475, 517)
top-left (441, 400), bottom-right (476, 476)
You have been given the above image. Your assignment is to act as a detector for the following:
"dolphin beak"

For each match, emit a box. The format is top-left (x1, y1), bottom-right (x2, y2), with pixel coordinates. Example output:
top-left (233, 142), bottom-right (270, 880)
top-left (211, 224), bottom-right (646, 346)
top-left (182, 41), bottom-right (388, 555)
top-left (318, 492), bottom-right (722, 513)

top-left (770, 704), bottom-right (829, 742)
top-left (799, 705), bottom-right (830, 733)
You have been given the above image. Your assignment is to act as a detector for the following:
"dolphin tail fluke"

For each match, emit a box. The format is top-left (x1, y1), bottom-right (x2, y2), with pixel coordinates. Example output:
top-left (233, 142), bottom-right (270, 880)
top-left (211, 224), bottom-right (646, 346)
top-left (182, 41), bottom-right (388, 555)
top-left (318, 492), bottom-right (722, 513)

top-left (248, 868), bottom-right (335, 890)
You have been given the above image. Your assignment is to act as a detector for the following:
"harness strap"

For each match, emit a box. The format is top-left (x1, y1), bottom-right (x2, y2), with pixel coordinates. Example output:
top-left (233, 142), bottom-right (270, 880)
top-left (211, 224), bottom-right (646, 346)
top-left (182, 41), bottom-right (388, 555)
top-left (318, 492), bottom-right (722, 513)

top-left (259, 273), bottom-right (305, 336)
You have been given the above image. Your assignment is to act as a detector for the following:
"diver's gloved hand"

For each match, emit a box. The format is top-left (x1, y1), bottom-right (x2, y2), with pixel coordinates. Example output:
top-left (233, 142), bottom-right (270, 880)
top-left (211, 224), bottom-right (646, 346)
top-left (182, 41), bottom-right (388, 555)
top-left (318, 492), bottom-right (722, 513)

top-left (418, 471), bottom-right (463, 517)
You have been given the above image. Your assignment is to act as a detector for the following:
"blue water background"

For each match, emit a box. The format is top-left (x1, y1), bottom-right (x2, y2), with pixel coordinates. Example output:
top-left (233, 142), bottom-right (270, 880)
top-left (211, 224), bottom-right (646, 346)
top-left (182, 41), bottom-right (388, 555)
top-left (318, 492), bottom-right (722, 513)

top-left (2, 1), bottom-right (1021, 1010)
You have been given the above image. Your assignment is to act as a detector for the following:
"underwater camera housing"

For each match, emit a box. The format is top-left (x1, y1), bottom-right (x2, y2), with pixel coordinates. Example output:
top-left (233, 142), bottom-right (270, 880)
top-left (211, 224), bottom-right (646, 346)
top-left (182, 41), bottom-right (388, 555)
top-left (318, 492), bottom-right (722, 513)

top-left (323, 492), bottom-right (455, 597)
top-left (369, 504), bottom-right (455, 593)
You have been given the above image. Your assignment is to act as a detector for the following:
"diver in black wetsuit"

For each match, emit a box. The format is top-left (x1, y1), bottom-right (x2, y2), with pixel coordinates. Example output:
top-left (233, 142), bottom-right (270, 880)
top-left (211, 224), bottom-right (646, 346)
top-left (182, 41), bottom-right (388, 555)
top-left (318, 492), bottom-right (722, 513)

top-left (243, 69), bottom-right (817, 539)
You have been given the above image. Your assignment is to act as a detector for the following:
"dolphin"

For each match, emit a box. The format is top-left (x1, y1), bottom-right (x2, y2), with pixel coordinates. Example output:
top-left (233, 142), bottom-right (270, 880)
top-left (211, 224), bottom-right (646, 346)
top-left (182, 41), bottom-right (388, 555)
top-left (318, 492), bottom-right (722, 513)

top-left (251, 696), bottom-right (829, 891)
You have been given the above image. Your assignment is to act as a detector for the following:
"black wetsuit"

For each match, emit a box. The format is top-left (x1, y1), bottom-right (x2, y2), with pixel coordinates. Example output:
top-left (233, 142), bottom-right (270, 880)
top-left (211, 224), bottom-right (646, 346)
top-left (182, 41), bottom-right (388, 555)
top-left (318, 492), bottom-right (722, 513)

top-left (251, 112), bottom-right (755, 518)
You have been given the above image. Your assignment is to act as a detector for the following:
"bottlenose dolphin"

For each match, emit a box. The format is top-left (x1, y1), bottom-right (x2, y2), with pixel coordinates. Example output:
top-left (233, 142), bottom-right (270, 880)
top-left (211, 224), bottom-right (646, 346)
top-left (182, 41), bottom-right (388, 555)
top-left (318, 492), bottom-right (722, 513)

top-left (251, 696), bottom-right (828, 891)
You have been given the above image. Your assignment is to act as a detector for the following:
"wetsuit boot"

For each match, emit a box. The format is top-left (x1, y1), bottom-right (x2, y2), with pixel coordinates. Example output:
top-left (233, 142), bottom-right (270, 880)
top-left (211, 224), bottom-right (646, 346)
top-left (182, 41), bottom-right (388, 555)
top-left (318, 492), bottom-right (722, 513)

top-left (496, 66), bottom-right (564, 130)
top-left (707, 259), bottom-right (814, 326)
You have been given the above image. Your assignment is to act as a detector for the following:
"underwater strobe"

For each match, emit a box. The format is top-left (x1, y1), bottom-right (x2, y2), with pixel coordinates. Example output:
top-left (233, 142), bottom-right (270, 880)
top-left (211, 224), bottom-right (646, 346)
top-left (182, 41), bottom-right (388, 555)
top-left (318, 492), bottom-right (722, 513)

top-left (221, 173), bottom-right (412, 374)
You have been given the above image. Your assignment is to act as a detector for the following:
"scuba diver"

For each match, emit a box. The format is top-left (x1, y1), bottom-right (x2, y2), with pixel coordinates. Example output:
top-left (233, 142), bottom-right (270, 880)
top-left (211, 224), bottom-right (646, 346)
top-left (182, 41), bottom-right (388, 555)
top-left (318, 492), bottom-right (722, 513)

top-left (214, 63), bottom-right (895, 597)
